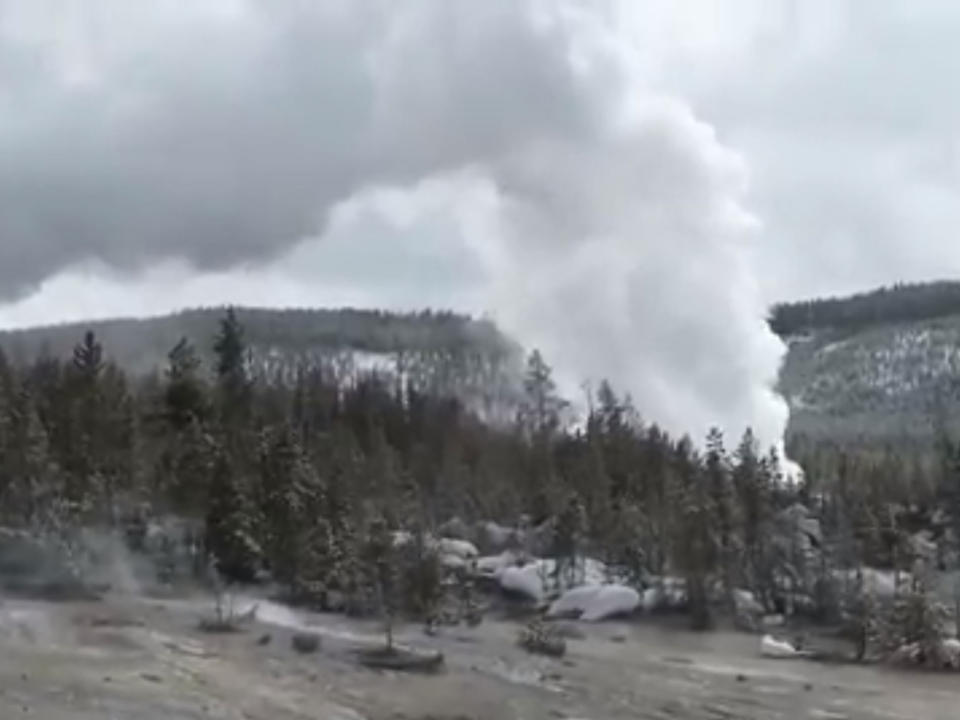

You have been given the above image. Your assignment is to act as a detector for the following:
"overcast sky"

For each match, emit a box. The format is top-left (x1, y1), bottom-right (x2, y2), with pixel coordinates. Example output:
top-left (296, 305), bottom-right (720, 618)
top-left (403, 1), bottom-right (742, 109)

top-left (1, 0), bottom-right (957, 446)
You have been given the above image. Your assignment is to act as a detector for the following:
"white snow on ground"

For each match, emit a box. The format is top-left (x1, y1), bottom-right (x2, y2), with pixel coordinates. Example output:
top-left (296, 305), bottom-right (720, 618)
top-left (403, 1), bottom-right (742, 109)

top-left (761, 635), bottom-right (803, 659)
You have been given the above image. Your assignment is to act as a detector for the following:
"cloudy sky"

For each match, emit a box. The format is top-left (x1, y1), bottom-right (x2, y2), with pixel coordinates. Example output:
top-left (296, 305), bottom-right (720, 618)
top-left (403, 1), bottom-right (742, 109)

top-left (1, 0), bottom-right (957, 446)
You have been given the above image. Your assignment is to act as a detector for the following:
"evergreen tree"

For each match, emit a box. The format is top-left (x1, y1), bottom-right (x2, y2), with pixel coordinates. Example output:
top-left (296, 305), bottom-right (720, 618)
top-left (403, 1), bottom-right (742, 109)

top-left (671, 438), bottom-right (716, 630)
top-left (164, 338), bottom-right (208, 430)
top-left (213, 308), bottom-right (250, 425)
top-left (204, 450), bottom-right (262, 582)
top-left (705, 427), bottom-right (737, 604)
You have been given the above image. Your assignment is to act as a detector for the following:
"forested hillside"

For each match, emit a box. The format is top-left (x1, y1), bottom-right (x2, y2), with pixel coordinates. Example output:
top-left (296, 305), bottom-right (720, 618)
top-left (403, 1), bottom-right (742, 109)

top-left (773, 282), bottom-right (960, 505)
top-left (0, 307), bottom-right (522, 422)
top-left (1, 305), bottom-right (960, 660)
top-left (0, 307), bottom-right (518, 374)
top-left (774, 282), bottom-right (960, 444)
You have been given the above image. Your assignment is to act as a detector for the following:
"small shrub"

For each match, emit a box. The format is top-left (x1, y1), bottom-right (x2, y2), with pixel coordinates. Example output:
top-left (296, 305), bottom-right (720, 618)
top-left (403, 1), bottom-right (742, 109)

top-left (518, 618), bottom-right (567, 657)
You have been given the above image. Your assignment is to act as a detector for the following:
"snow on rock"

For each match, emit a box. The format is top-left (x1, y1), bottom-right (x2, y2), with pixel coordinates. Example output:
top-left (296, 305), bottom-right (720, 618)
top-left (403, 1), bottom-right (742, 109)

top-left (440, 553), bottom-right (469, 571)
top-left (547, 586), bottom-right (602, 618)
top-left (477, 521), bottom-right (521, 553)
top-left (942, 638), bottom-right (960, 670)
top-left (438, 538), bottom-right (479, 560)
top-left (392, 531), bottom-right (414, 548)
top-left (581, 585), bottom-right (640, 621)
top-left (734, 589), bottom-right (764, 616)
top-left (476, 552), bottom-right (520, 579)
top-left (582, 558), bottom-right (608, 586)
top-left (640, 587), bottom-right (659, 613)
top-left (437, 516), bottom-right (471, 541)
top-left (547, 584), bottom-right (640, 621)
top-left (761, 635), bottom-right (803, 659)
top-left (500, 563), bottom-right (548, 603)
top-left (834, 567), bottom-right (911, 599)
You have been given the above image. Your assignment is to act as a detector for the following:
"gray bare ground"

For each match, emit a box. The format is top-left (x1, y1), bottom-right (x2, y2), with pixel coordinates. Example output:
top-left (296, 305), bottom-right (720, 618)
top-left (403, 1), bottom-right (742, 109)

top-left (1, 593), bottom-right (958, 720)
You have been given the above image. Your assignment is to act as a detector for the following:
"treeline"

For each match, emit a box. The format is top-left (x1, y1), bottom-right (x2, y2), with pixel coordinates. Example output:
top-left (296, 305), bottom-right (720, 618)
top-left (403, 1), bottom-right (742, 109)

top-left (0, 306), bottom-right (520, 376)
top-left (2, 308), bottom-right (960, 634)
top-left (769, 281), bottom-right (960, 337)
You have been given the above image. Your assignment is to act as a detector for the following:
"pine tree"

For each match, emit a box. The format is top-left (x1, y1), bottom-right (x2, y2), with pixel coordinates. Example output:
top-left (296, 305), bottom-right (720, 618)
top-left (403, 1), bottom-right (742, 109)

top-left (213, 308), bottom-right (250, 425)
top-left (204, 450), bottom-right (262, 583)
top-left (733, 428), bottom-right (773, 604)
top-left (705, 427), bottom-right (737, 605)
top-left (672, 437), bottom-right (716, 630)
top-left (258, 425), bottom-right (324, 592)
top-left (520, 350), bottom-right (567, 521)
top-left (552, 492), bottom-right (587, 590)
top-left (164, 338), bottom-right (208, 430)
top-left (361, 512), bottom-right (399, 650)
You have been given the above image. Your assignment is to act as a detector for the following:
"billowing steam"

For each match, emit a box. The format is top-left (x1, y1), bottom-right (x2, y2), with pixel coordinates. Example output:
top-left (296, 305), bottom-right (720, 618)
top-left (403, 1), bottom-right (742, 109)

top-left (0, 1), bottom-right (788, 446)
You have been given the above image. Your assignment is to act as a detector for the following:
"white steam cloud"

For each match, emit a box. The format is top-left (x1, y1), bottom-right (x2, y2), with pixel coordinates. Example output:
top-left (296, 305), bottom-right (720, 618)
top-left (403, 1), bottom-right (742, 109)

top-left (0, 0), bottom-right (788, 446)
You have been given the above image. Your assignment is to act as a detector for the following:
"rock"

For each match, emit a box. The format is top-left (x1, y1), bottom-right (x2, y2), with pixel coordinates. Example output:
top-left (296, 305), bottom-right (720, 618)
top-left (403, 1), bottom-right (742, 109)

top-left (475, 551), bottom-right (520, 580)
top-left (547, 585), bottom-right (602, 618)
top-left (438, 516), bottom-right (472, 541)
top-left (140, 673), bottom-right (164, 684)
top-left (500, 563), bottom-right (548, 603)
top-left (476, 521), bottom-right (522, 554)
top-left (354, 646), bottom-right (445, 673)
top-left (762, 614), bottom-right (786, 628)
top-left (734, 589), bottom-right (764, 616)
top-left (761, 635), bottom-right (805, 659)
top-left (549, 622), bottom-right (587, 640)
top-left (437, 538), bottom-right (479, 561)
top-left (440, 553), bottom-right (469, 571)
top-left (291, 632), bottom-right (321, 654)
top-left (257, 633), bottom-right (272, 646)
top-left (518, 620), bottom-right (567, 657)
top-left (581, 586), bottom-right (640, 622)
top-left (940, 638), bottom-right (960, 670)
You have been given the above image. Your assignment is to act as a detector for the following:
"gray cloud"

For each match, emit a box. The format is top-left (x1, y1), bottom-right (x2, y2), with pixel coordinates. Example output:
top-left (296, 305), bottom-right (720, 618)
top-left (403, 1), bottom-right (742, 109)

top-left (0, 0), bottom-right (792, 446)
top-left (0, 1), bottom-right (600, 295)
top-left (656, 0), bottom-right (960, 301)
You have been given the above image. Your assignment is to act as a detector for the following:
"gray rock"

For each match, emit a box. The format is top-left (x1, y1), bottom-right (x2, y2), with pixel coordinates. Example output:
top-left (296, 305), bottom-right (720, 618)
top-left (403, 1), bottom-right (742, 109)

top-left (292, 632), bottom-right (321, 654)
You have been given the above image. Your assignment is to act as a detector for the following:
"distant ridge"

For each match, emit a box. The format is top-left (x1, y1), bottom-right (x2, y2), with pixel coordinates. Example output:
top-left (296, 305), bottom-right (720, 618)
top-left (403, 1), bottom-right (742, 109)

top-left (770, 280), bottom-right (960, 338)
top-left (774, 280), bottom-right (960, 447)
top-left (0, 306), bottom-right (522, 377)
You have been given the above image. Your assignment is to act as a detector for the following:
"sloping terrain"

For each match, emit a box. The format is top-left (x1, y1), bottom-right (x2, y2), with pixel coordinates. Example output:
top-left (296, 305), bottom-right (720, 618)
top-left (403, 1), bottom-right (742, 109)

top-left (780, 316), bottom-right (960, 444)
top-left (0, 307), bottom-right (519, 376)
top-left (774, 283), bottom-right (960, 446)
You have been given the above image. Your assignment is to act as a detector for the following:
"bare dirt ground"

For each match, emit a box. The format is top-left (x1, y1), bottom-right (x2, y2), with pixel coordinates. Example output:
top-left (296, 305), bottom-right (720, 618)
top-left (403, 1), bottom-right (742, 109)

top-left (1, 592), bottom-right (959, 720)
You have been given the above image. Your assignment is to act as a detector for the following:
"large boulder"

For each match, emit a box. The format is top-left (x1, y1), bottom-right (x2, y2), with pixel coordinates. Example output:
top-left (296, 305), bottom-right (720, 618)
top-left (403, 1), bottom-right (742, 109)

top-left (500, 563), bottom-right (549, 603)
top-left (437, 517), bottom-right (472, 541)
top-left (437, 538), bottom-right (478, 561)
top-left (475, 521), bottom-right (522, 554)
top-left (547, 584), bottom-right (640, 621)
